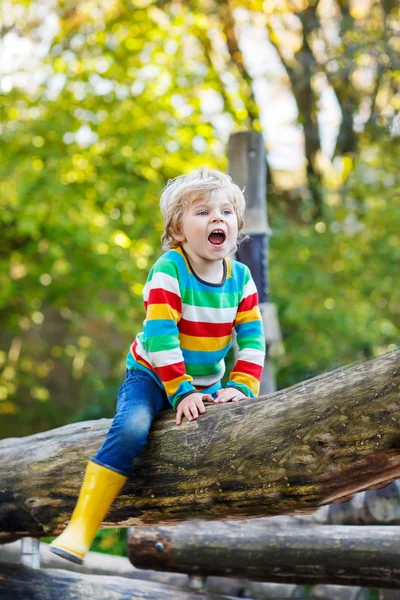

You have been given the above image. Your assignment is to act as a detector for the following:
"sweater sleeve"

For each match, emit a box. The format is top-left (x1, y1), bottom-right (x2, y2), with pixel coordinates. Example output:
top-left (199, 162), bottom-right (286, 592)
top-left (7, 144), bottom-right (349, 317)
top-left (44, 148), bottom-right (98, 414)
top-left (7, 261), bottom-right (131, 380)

top-left (141, 257), bottom-right (197, 409)
top-left (226, 268), bottom-right (266, 398)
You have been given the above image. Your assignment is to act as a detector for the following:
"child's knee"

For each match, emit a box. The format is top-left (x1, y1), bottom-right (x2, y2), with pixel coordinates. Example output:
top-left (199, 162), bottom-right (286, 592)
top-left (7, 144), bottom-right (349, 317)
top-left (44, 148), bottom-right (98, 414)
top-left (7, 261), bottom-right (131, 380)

top-left (120, 407), bottom-right (153, 446)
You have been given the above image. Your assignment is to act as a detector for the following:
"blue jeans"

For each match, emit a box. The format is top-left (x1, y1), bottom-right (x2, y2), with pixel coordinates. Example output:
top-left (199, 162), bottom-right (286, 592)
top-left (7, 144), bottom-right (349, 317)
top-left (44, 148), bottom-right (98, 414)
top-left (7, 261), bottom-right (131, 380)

top-left (91, 369), bottom-right (171, 476)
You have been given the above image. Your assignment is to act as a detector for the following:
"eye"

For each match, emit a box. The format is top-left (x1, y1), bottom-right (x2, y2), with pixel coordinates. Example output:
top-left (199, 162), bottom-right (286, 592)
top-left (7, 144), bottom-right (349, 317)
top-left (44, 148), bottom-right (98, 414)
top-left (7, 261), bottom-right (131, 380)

top-left (222, 209), bottom-right (233, 215)
top-left (197, 210), bottom-right (208, 216)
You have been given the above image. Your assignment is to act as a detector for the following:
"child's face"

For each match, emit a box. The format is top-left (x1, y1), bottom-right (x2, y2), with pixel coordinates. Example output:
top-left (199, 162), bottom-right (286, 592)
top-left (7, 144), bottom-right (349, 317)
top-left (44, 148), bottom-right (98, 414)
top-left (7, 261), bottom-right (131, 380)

top-left (174, 188), bottom-right (238, 265)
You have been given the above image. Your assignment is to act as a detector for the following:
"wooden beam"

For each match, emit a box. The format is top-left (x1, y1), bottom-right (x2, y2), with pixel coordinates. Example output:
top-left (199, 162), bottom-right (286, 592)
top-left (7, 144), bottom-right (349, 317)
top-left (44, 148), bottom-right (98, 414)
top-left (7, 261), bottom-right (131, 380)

top-left (0, 542), bottom-right (378, 599)
top-left (127, 521), bottom-right (400, 588)
top-left (0, 562), bottom-right (244, 600)
top-left (0, 350), bottom-right (399, 542)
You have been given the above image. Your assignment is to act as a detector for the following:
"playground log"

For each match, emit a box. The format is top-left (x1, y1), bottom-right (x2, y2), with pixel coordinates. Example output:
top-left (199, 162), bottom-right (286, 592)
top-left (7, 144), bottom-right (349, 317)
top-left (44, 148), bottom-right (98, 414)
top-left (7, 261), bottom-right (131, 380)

top-left (206, 477), bottom-right (400, 530)
top-left (0, 543), bottom-right (379, 599)
top-left (313, 479), bottom-right (400, 525)
top-left (0, 350), bottom-right (399, 542)
top-left (127, 521), bottom-right (400, 588)
top-left (0, 562), bottom-right (245, 600)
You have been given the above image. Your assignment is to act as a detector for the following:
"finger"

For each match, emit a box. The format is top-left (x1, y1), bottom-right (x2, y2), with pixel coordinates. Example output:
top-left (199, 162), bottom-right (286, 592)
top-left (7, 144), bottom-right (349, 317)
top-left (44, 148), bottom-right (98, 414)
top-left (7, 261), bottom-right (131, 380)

top-left (196, 399), bottom-right (206, 414)
top-left (176, 408), bottom-right (182, 426)
top-left (220, 394), bottom-right (235, 403)
top-left (190, 403), bottom-right (199, 420)
top-left (184, 406), bottom-right (194, 422)
top-left (202, 394), bottom-right (214, 403)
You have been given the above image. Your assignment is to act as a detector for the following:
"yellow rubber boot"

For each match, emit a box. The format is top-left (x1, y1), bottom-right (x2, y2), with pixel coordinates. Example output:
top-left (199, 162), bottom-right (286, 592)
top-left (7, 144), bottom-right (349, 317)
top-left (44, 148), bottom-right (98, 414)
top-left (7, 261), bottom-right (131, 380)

top-left (49, 460), bottom-right (127, 564)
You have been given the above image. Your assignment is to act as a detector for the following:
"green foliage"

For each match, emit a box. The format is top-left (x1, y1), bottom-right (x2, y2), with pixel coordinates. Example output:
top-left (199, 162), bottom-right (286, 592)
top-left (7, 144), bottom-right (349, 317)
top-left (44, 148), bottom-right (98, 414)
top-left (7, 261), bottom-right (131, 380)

top-left (91, 528), bottom-right (127, 557)
top-left (42, 529), bottom-right (127, 556)
top-left (0, 1), bottom-right (228, 435)
top-left (271, 133), bottom-right (399, 388)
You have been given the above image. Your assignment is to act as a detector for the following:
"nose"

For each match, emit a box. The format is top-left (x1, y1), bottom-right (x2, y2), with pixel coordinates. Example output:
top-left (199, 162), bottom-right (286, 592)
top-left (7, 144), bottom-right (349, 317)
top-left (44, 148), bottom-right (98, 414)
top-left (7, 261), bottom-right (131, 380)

top-left (211, 213), bottom-right (224, 222)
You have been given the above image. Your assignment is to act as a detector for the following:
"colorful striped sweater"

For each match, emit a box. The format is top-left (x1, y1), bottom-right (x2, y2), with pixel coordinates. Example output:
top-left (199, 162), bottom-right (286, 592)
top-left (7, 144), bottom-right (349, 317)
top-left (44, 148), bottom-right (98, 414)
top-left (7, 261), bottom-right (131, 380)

top-left (126, 247), bottom-right (265, 409)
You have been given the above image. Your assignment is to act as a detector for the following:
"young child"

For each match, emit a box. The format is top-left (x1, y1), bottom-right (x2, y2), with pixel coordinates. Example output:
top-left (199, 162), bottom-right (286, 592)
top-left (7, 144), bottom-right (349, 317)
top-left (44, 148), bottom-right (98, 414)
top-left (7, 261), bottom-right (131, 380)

top-left (50, 167), bottom-right (266, 564)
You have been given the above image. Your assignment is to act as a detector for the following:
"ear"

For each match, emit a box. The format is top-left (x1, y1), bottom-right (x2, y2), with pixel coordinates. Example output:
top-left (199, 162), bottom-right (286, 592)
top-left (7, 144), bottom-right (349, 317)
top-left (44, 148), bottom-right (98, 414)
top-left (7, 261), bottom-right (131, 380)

top-left (171, 224), bottom-right (186, 243)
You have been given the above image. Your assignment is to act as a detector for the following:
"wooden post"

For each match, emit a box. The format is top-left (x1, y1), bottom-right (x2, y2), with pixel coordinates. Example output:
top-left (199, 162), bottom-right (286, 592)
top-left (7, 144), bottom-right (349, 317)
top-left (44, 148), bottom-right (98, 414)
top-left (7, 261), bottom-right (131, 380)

top-left (20, 537), bottom-right (40, 569)
top-left (228, 131), bottom-right (282, 395)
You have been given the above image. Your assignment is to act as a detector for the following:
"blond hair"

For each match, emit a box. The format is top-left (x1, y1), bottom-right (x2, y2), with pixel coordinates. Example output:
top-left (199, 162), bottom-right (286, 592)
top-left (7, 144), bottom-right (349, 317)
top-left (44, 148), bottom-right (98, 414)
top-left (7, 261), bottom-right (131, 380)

top-left (160, 167), bottom-right (246, 251)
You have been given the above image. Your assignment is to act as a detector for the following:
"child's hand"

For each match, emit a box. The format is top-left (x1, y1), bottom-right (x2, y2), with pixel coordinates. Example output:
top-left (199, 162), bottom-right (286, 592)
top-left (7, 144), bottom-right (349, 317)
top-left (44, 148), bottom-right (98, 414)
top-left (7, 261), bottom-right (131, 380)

top-left (176, 392), bottom-right (213, 426)
top-left (213, 388), bottom-right (248, 403)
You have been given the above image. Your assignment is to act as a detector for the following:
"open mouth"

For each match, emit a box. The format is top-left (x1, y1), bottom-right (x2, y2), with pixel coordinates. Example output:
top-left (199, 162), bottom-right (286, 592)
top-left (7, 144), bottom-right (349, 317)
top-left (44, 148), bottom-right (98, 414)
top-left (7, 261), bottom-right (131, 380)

top-left (208, 229), bottom-right (226, 246)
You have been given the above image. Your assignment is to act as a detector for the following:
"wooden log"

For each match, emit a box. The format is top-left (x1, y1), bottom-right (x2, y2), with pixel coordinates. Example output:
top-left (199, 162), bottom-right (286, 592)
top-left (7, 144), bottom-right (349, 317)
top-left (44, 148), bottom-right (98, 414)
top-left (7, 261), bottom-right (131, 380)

top-left (0, 542), bottom-right (378, 599)
top-left (316, 480), bottom-right (400, 525)
top-left (0, 541), bottom-right (184, 583)
top-left (0, 350), bottom-right (399, 542)
top-left (127, 521), bottom-right (400, 588)
top-left (265, 480), bottom-right (400, 526)
top-left (0, 562), bottom-right (245, 600)
top-left (211, 477), bottom-right (400, 530)
top-left (0, 543), bottom-right (375, 599)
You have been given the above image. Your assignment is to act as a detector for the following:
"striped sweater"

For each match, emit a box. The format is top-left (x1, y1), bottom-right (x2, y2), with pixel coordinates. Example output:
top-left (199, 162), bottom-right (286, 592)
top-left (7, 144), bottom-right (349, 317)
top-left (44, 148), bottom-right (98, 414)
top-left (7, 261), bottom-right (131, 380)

top-left (127, 247), bottom-right (265, 409)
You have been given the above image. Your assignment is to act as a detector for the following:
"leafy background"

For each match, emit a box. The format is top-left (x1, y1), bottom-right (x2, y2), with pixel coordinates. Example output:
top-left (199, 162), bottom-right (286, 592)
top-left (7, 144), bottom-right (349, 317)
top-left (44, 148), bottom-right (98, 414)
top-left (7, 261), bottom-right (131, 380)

top-left (1, 0), bottom-right (399, 560)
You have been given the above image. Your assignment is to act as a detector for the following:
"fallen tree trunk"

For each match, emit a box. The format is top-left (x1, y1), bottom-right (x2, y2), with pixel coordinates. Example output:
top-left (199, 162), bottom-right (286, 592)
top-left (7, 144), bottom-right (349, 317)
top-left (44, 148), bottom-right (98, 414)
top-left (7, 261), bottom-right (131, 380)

top-left (0, 562), bottom-right (243, 600)
top-left (211, 478), bottom-right (400, 530)
top-left (262, 479), bottom-right (400, 526)
top-left (127, 521), bottom-right (400, 588)
top-left (1, 350), bottom-right (399, 542)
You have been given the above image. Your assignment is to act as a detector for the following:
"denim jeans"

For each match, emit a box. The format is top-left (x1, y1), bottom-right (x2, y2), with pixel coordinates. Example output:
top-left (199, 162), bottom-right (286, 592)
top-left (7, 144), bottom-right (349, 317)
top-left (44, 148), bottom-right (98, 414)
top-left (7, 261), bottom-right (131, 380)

top-left (91, 369), bottom-right (171, 476)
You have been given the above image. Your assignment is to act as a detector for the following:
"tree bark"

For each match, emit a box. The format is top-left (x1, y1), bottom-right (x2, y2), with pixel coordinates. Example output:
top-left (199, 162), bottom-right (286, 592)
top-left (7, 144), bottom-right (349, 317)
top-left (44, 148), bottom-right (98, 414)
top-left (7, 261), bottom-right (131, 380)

top-left (267, 3), bottom-right (324, 217)
top-left (0, 542), bottom-right (377, 599)
top-left (0, 350), bottom-right (399, 543)
top-left (0, 562), bottom-right (243, 600)
top-left (315, 479), bottom-right (400, 525)
top-left (127, 521), bottom-right (400, 588)
top-left (1, 541), bottom-right (387, 599)
top-left (229, 478), bottom-right (400, 527)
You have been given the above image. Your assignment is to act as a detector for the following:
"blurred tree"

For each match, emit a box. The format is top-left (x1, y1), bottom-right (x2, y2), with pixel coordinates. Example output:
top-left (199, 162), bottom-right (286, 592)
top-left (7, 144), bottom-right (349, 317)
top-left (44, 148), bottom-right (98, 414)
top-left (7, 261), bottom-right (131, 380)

top-left (271, 132), bottom-right (399, 388)
top-left (0, 0), bottom-right (239, 436)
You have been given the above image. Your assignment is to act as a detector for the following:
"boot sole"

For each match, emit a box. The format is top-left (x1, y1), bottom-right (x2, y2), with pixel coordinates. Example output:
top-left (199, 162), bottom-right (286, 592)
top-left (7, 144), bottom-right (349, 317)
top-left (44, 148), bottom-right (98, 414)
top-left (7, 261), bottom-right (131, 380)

top-left (50, 545), bottom-right (84, 565)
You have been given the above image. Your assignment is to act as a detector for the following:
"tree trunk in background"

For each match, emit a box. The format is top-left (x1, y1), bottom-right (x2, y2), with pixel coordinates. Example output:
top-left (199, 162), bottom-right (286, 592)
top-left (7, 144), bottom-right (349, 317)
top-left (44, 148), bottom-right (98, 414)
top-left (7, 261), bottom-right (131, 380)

top-left (267, 2), bottom-right (324, 217)
top-left (0, 350), bottom-right (399, 543)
